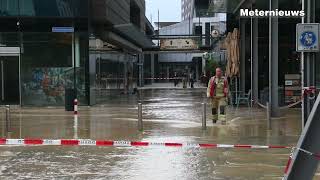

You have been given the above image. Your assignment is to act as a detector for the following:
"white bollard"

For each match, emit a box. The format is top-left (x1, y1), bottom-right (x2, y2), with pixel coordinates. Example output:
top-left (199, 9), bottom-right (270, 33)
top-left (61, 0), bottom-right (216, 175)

top-left (74, 99), bottom-right (78, 115)
top-left (73, 99), bottom-right (78, 139)
top-left (267, 102), bottom-right (271, 130)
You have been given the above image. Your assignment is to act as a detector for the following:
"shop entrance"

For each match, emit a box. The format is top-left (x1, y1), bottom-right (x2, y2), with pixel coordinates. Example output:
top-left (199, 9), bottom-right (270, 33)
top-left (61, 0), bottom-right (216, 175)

top-left (0, 47), bottom-right (20, 105)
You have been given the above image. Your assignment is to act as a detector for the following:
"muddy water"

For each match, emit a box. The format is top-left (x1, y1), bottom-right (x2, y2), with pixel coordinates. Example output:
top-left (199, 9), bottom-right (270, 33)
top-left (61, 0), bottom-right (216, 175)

top-left (0, 89), bottom-right (314, 179)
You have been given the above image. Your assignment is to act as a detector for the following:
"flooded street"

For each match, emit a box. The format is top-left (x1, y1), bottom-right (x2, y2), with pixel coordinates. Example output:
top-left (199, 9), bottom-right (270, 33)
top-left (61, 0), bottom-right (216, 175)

top-left (0, 89), bottom-right (312, 179)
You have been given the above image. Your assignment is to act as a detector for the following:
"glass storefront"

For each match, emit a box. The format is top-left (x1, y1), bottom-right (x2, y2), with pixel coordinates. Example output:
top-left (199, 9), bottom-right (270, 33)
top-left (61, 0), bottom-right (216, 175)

top-left (89, 49), bottom-right (138, 105)
top-left (19, 31), bottom-right (89, 106)
top-left (0, 0), bottom-right (147, 106)
top-left (0, 0), bottom-right (89, 106)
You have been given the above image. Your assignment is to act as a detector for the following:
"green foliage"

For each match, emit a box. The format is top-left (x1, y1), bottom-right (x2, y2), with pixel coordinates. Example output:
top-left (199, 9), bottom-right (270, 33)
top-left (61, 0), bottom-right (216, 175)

top-left (205, 57), bottom-right (218, 75)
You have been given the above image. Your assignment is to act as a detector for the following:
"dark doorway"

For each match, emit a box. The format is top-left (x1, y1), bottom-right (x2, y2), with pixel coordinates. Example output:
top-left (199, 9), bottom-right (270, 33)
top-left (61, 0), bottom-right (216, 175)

top-left (0, 56), bottom-right (20, 105)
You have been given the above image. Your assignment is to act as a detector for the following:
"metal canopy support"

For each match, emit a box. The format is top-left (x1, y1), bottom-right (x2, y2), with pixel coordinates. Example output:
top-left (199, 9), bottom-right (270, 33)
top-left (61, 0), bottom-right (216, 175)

top-left (202, 56), bottom-right (206, 75)
top-left (303, 0), bottom-right (316, 125)
top-left (252, 17), bottom-right (259, 105)
top-left (151, 53), bottom-right (155, 84)
top-left (240, 18), bottom-right (246, 92)
top-left (269, 0), bottom-right (279, 117)
top-left (285, 93), bottom-right (320, 180)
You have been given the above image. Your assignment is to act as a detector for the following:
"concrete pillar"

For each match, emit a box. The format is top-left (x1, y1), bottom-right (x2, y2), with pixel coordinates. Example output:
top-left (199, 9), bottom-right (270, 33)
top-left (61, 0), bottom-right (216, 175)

top-left (269, 0), bottom-right (279, 117)
top-left (240, 19), bottom-right (246, 92)
top-left (138, 54), bottom-right (144, 87)
top-left (196, 63), bottom-right (199, 80)
top-left (72, 33), bottom-right (80, 68)
top-left (124, 54), bottom-right (128, 93)
top-left (151, 53), bottom-right (155, 84)
top-left (252, 18), bottom-right (259, 104)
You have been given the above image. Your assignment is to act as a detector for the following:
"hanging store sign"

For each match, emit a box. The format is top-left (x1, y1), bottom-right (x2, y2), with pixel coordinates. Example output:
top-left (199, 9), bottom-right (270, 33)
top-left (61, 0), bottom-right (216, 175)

top-left (160, 39), bottom-right (198, 50)
top-left (296, 23), bottom-right (319, 52)
top-left (52, 27), bottom-right (74, 33)
top-left (211, 29), bottom-right (220, 38)
top-left (0, 47), bottom-right (20, 54)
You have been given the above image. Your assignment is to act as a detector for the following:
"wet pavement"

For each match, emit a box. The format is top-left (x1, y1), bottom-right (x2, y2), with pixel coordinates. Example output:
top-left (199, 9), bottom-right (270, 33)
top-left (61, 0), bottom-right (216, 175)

top-left (0, 89), bottom-right (316, 179)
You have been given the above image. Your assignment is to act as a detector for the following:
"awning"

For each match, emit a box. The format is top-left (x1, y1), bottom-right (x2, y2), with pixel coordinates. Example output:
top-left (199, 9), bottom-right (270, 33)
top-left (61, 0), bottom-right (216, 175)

top-left (114, 23), bottom-right (154, 49)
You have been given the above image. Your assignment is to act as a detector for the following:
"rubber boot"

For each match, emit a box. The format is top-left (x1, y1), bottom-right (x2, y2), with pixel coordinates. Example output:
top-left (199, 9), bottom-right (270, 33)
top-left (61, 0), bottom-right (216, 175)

top-left (212, 108), bottom-right (218, 124)
top-left (220, 106), bottom-right (226, 125)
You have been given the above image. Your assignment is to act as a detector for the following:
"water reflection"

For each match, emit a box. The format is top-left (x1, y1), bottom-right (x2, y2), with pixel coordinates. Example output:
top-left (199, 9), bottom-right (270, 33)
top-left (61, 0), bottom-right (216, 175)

top-left (0, 89), bottom-right (310, 179)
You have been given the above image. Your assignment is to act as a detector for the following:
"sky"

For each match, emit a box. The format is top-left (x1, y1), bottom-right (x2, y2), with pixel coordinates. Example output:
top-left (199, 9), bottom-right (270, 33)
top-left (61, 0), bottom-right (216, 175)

top-left (145, 0), bottom-right (181, 24)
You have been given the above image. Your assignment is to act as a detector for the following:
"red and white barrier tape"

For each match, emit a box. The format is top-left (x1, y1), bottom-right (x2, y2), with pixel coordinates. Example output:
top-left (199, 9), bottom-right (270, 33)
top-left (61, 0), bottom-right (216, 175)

top-left (283, 148), bottom-right (295, 178)
top-left (144, 78), bottom-right (186, 80)
top-left (0, 139), bottom-right (290, 148)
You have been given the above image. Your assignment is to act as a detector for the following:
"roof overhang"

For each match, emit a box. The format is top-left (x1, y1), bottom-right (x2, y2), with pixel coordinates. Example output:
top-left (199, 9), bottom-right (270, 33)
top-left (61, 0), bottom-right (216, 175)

top-left (114, 23), bottom-right (154, 49)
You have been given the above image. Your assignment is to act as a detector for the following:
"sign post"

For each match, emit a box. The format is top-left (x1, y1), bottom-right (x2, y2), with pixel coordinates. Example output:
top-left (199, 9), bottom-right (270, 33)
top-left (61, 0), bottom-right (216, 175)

top-left (296, 23), bottom-right (319, 127)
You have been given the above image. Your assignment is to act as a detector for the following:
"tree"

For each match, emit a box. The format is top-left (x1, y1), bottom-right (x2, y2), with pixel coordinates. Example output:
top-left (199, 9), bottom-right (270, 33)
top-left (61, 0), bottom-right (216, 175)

top-left (205, 56), bottom-right (218, 76)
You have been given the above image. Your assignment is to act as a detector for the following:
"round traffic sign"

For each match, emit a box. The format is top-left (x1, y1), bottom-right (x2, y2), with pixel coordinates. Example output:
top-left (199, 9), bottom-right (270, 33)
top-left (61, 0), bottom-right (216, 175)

top-left (300, 31), bottom-right (317, 47)
top-left (211, 30), bottom-right (220, 38)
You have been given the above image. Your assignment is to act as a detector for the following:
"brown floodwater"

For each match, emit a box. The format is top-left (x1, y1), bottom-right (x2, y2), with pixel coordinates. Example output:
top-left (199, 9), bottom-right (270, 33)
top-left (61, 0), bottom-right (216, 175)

top-left (0, 89), bottom-right (317, 180)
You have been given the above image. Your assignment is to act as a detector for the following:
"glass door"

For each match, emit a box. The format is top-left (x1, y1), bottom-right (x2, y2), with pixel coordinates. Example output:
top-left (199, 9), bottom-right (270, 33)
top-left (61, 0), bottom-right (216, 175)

top-left (0, 56), bottom-right (20, 105)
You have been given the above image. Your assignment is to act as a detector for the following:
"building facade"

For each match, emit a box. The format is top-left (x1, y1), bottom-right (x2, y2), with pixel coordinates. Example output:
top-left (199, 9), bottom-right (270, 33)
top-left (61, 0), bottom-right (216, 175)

top-left (143, 0), bottom-right (226, 84)
top-left (0, 0), bottom-right (153, 106)
top-left (181, 0), bottom-right (194, 21)
top-left (227, 0), bottom-right (320, 118)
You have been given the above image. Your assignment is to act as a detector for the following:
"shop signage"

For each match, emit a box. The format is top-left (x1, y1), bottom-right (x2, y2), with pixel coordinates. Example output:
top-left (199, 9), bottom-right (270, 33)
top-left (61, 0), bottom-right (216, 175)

top-left (52, 27), bottom-right (74, 33)
top-left (0, 47), bottom-right (20, 54)
top-left (160, 39), bottom-right (198, 50)
top-left (296, 23), bottom-right (319, 52)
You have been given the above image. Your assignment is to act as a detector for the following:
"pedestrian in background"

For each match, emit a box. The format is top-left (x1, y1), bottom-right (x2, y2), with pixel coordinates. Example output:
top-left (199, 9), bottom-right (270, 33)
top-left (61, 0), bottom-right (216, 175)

top-left (174, 72), bottom-right (179, 87)
top-left (189, 72), bottom-right (194, 88)
top-left (182, 72), bottom-right (187, 88)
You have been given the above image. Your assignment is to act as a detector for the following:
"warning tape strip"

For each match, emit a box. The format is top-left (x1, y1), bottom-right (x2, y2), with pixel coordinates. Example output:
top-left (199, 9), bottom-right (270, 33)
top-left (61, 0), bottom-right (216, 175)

top-left (0, 139), bottom-right (291, 149)
top-left (144, 78), bottom-right (178, 80)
